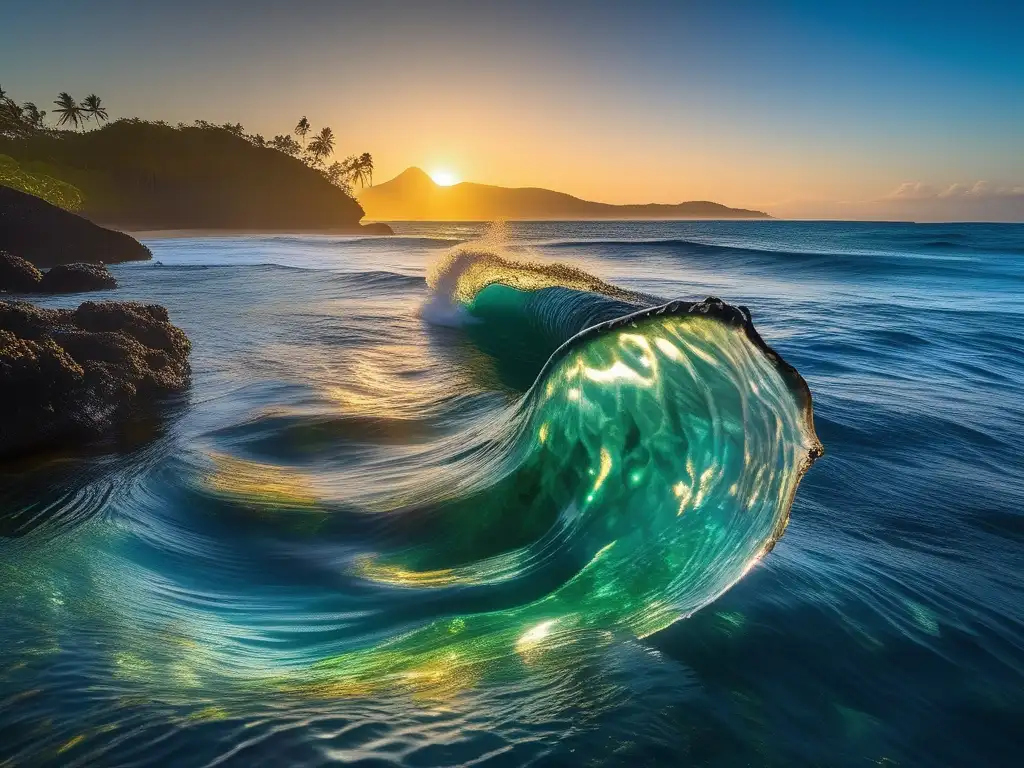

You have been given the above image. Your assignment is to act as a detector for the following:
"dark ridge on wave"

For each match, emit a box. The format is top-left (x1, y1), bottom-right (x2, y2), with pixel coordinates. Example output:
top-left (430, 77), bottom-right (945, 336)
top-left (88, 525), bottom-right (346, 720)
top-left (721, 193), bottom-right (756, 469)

top-left (338, 270), bottom-right (425, 288)
top-left (542, 237), bottom-right (835, 261)
top-left (144, 262), bottom-right (327, 273)
top-left (544, 234), bottom-right (1007, 258)
top-left (207, 411), bottom-right (439, 458)
top-left (962, 243), bottom-right (1024, 256)
top-left (538, 295), bottom-right (823, 469)
top-left (0, 482), bottom-right (114, 542)
top-left (544, 236), bottom-right (749, 251)
top-left (543, 236), bottom-right (1022, 277)
top-left (883, 230), bottom-right (967, 242)
top-left (259, 235), bottom-right (465, 249)
top-left (143, 263), bottom-right (423, 286)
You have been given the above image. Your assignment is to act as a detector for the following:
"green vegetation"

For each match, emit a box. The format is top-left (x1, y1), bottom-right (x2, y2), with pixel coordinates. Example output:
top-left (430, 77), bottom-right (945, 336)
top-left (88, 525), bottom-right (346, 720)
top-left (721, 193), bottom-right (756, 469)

top-left (0, 85), bottom-right (380, 229)
top-left (0, 154), bottom-right (83, 210)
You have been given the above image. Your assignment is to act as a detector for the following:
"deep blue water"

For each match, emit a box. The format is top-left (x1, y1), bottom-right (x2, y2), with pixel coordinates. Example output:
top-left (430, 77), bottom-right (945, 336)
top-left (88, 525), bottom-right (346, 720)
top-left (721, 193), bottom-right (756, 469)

top-left (2, 220), bottom-right (1023, 766)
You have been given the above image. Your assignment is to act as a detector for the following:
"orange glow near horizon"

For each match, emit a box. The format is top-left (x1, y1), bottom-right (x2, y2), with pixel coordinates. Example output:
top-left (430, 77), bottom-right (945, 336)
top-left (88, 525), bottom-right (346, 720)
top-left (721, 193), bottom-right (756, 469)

top-left (430, 170), bottom-right (459, 186)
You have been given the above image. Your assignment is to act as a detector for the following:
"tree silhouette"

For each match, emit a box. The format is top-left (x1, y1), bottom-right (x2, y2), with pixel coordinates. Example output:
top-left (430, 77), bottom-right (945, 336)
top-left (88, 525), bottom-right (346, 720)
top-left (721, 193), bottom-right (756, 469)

top-left (270, 134), bottom-right (301, 156)
top-left (295, 116), bottom-right (310, 147)
top-left (0, 87), bottom-right (31, 137)
top-left (21, 102), bottom-right (46, 129)
top-left (324, 161), bottom-right (345, 185)
top-left (53, 92), bottom-right (84, 130)
top-left (306, 126), bottom-right (335, 167)
top-left (358, 152), bottom-right (374, 186)
top-left (338, 153), bottom-right (374, 189)
top-left (0, 101), bottom-right (24, 137)
top-left (81, 94), bottom-right (108, 128)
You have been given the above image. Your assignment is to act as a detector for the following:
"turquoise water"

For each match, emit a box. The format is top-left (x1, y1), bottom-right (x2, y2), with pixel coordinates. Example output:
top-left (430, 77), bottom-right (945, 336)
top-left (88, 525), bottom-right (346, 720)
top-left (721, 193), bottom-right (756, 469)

top-left (1, 220), bottom-right (1022, 766)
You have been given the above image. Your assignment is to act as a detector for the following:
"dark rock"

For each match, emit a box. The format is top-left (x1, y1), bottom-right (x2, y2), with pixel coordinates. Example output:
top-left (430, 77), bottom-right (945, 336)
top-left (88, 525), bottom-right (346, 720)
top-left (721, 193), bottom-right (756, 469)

top-left (0, 186), bottom-right (152, 268)
top-left (0, 251), bottom-right (43, 292)
top-left (0, 302), bottom-right (72, 340)
top-left (357, 222), bottom-right (395, 235)
top-left (73, 301), bottom-right (187, 357)
top-left (0, 299), bottom-right (190, 459)
top-left (38, 263), bottom-right (118, 293)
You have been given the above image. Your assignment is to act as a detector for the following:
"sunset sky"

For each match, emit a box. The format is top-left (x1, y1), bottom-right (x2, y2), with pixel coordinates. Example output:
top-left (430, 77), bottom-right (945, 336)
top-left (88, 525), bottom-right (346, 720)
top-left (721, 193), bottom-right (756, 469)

top-left (4, 0), bottom-right (1022, 220)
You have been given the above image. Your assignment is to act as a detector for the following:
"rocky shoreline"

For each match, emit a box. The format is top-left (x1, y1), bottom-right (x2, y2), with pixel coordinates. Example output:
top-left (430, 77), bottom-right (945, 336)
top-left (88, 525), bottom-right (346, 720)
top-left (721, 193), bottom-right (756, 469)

top-left (2, 252), bottom-right (119, 294)
top-left (0, 185), bottom-right (194, 461)
top-left (0, 300), bottom-right (191, 460)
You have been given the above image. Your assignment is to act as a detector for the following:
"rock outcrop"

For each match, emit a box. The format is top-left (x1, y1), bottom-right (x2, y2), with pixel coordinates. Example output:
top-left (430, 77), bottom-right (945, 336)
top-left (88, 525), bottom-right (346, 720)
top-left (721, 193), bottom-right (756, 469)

top-left (1, 251), bottom-right (119, 294)
top-left (0, 252), bottom-right (43, 292)
top-left (0, 300), bottom-right (190, 459)
top-left (0, 185), bottom-right (152, 268)
top-left (38, 263), bottom-right (118, 293)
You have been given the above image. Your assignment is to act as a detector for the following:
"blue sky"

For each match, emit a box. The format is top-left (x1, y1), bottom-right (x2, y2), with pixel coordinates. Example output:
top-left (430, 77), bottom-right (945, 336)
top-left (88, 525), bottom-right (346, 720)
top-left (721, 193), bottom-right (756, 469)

top-left (2, 0), bottom-right (1022, 219)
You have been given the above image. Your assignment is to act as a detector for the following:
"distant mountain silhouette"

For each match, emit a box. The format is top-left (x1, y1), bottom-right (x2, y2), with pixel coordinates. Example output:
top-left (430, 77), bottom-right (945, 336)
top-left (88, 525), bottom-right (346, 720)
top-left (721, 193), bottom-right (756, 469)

top-left (359, 167), bottom-right (769, 220)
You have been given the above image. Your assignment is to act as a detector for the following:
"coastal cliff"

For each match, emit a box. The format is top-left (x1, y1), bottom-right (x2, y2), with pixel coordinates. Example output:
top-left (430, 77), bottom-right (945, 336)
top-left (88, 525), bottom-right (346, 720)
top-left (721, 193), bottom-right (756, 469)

top-left (0, 186), bottom-right (151, 267)
top-left (1, 121), bottom-right (391, 233)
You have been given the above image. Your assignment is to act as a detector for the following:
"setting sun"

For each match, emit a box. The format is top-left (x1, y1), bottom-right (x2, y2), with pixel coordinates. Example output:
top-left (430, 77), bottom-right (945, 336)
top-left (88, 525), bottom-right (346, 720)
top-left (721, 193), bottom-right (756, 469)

top-left (430, 169), bottom-right (459, 186)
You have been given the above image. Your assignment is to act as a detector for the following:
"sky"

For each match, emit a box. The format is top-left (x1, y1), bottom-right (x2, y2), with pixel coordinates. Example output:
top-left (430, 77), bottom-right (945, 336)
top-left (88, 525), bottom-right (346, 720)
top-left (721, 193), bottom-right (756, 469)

top-left (2, 0), bottom-right (1022, 221)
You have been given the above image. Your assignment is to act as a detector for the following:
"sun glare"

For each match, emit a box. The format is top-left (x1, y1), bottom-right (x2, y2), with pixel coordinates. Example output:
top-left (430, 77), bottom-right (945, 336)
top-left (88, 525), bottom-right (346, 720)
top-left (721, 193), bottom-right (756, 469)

top-left (430, 170), bottom-right (458, 186)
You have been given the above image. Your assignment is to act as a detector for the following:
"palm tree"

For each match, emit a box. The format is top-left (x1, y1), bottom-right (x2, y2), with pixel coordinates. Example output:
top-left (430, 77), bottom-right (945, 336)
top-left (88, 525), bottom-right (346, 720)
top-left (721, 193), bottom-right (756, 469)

top-left (294, 116), bottom-right (310, 147)
top-left (81, 94), bottom-right (108, 128)
top-left (342, 155), bottom-right (365, 188)
top-left (358, 152), bottom-right (374, 186)
top-left (53, 92), bottom-right (84, 130)
top-left (335, 155), bottom-right (356, 185)
top-left (339, 153), bottom-right (374, 189)
top-left (21, 102), bottom-right (46, 129)
top-left (306, 126), bottom-right (335, 167)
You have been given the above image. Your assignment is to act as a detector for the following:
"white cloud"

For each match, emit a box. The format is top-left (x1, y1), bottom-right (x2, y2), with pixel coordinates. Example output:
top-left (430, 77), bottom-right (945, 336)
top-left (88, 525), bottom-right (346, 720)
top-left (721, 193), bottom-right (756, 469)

top-left (886, 180), bottom-right (1024, 201)
top-left (886, 181), bottom-right (939, 200)
top-left (766, 182), bottom-right (1024, 221)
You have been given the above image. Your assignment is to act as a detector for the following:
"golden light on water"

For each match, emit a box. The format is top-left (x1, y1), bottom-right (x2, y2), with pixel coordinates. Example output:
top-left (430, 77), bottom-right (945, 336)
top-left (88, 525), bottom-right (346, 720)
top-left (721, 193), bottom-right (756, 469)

top-left (429, 169), bottom-right (459, 186)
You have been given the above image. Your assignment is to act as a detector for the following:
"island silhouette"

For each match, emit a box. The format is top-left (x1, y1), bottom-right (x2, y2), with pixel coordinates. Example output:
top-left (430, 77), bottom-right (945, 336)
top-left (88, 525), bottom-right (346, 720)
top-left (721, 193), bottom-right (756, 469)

top-left (359, 167), bottom-right (770, 221)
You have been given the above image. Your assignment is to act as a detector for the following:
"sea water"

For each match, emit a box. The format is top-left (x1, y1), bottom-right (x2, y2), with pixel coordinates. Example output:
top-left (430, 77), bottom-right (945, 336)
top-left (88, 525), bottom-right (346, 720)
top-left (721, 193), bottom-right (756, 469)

top-left (1, 220), bottom-right (1022, 766)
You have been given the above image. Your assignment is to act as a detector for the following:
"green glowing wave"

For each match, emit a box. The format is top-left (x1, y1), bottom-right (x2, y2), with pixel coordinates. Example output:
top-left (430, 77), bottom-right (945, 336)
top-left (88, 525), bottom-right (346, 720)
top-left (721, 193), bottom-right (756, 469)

top-left (293, 273), bottom-right (822, 696)
top-left (33, 253), bottom-right (822, 700)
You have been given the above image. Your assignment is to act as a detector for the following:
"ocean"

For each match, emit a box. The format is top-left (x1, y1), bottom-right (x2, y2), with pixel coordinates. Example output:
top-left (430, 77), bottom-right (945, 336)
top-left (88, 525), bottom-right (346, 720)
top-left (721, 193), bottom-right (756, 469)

top-left (2, 220), bottom-right (1022, 767)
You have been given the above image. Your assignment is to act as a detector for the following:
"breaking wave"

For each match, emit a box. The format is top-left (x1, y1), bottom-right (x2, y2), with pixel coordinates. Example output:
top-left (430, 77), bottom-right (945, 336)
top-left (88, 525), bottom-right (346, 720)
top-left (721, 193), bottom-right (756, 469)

top-left (0, 243), bottom-right (822, 724)
top-left (282, 249), bottom-right (823, 693)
